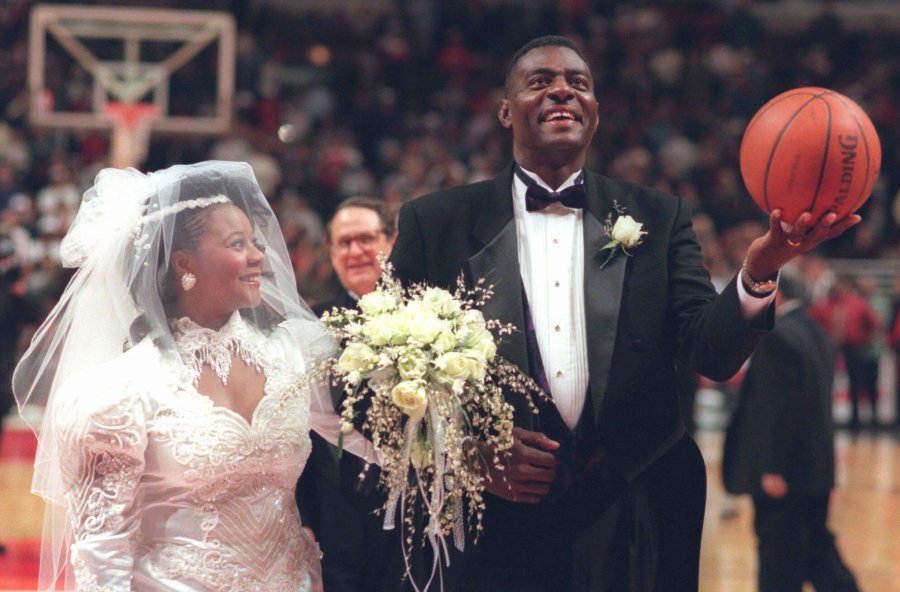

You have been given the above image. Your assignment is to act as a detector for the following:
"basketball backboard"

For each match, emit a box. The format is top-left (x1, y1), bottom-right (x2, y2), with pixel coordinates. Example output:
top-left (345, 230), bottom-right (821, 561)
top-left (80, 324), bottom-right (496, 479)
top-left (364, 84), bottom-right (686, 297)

top-left (28, 4), bottom-right (236, 137)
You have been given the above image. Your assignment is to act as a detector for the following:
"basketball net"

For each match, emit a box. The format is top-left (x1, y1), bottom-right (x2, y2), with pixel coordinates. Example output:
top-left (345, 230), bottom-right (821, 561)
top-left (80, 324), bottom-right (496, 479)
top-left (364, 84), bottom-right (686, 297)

top-left (105, 101), bottom-right (159, 169)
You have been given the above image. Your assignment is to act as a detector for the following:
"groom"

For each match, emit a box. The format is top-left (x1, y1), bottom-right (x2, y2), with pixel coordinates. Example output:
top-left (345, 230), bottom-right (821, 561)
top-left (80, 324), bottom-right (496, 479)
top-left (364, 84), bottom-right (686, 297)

top-left (389, 35), bottom-right (858, 591)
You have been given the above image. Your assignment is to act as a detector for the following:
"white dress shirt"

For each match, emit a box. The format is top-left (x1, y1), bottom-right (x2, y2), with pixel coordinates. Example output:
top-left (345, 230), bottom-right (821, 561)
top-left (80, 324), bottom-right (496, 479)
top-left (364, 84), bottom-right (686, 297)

top-left (513, 166), bottom-right (589, 430)
top-left (511, 166), bottom-right (773, 431)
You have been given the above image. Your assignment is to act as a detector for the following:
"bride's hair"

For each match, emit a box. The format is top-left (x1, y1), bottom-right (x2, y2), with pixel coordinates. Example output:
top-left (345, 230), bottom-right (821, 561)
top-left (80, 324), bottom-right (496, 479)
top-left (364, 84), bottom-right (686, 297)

top-left (126, 199), bottom-right (229, 346)
top-left (159, 202), bottom-right (228, 315)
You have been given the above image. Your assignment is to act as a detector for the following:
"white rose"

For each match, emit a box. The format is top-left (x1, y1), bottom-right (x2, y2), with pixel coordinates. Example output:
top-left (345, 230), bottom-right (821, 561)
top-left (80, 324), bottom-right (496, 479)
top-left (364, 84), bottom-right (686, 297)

top-left (358, 290), bottom-right (398, 316)
top-left (431, 330), bottom-right (458, 354)
top-left (363, 312), bottom-right (408, 346)
top-left (336, 342), bottom-right (377, 374)
top-left (362, 315), bottom-right (392, 346)
top-left (397, 349), bottom-right (429, 380)
top-left (421, 287), bottom-right (462, 318)
top-left (433, 352), bottom-right (472, 383)
top-left (465, 328), bottom-right (497, 362)
top-left (388, 313), bottom-right (412, 345)
top-left (404, 305), bottom-right (449, 345)
top-left (611, 215), bottom-right (646, 248)
top-left (463, 355), bottom-right (486, 382)
top-left (391, 380), bottom-right (428, 420)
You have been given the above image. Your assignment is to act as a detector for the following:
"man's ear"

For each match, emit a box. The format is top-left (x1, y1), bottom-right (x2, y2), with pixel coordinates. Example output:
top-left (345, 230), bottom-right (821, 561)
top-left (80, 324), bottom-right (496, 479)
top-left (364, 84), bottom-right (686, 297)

top-left (498, 100), bottom-right (512, 129)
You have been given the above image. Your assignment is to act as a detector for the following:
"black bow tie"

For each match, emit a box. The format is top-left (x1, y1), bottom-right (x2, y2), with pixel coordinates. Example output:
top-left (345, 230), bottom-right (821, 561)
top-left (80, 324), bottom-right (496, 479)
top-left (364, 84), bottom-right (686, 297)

top-left (515, 165), bottom-right (586, 212)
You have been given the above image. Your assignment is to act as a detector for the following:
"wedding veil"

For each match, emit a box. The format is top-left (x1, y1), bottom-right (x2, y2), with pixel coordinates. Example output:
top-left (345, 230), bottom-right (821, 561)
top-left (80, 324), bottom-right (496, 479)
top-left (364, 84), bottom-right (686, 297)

top-left (12, 160), bottom-right (340, 589)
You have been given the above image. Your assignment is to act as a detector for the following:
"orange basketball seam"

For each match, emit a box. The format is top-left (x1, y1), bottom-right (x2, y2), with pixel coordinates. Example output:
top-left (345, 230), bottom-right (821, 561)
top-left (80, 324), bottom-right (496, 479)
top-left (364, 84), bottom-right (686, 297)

top-left (761, 94), bottom-right (820, 212)
top-left (746, 90), bottom-right (808, 211)
top-left (808, 96), bottom-right (832, 215)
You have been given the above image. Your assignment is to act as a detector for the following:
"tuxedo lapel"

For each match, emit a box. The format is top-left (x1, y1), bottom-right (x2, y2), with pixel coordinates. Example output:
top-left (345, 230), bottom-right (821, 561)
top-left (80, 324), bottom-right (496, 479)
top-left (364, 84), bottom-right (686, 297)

top-left (467, 168), bottom-right (529, 377)
top-left (583, 173), bottom-right (627, 422)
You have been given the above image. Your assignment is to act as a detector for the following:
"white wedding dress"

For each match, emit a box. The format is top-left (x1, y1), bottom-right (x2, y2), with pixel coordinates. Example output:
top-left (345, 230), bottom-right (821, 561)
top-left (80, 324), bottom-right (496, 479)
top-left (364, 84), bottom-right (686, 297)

top-left (53, 313), bottom-right (369, 591)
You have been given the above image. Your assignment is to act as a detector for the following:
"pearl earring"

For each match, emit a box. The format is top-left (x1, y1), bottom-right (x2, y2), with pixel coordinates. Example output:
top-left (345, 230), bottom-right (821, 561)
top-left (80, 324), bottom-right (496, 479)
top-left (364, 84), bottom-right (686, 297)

top-left (181, 272), bottom-right (197, 292)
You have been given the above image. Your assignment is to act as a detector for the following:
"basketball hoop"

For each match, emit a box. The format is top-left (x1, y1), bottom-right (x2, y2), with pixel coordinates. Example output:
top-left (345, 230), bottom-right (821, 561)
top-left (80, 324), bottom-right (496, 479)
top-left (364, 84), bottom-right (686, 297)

top-left (105, 101), bottom-right (159, 169)
top-left (29, 6), bottom-right (236, 169)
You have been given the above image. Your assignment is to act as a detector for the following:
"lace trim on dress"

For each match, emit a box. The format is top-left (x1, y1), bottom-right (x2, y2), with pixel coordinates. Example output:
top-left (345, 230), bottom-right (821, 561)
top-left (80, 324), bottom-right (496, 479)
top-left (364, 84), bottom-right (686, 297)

top-left (170, 313), bottom-right (273, 387)
top-left (62, 391), bottom-right (146, 591)
top-left (60, 395), bottom-right (145, 539)
top-left (72, 556), bottom-right (103, 592)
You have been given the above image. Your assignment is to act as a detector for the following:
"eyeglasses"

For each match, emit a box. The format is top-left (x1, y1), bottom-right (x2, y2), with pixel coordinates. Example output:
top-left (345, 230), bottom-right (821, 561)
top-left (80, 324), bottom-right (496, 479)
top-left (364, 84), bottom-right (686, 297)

top-left (334, 231), bottom-right (386, 252)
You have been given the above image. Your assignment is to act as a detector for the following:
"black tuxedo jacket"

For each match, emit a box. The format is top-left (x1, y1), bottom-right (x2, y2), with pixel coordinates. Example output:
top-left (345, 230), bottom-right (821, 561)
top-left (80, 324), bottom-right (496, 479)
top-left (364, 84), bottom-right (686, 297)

top-left (391, 165), bottom-right (770, 482)
top-left (386, 165), bottom-right (772, 591)
top-left (723, 306), bottom-right (837, 496)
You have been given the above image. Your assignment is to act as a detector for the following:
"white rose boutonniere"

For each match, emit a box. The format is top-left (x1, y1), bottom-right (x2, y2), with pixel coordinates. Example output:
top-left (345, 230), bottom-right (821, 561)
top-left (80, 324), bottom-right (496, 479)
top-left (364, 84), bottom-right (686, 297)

top-left (600, 202), bottom-right (646, 269)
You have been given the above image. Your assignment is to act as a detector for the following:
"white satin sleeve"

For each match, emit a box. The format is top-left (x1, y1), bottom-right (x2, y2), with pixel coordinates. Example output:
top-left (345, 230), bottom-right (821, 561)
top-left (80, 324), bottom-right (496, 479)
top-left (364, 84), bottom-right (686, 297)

top-left (274, 319), bottom-right (382, 466)
top-left (308, 381), bottom-right (383, 466)
top-left (54, 369), bottom-right (148, 591)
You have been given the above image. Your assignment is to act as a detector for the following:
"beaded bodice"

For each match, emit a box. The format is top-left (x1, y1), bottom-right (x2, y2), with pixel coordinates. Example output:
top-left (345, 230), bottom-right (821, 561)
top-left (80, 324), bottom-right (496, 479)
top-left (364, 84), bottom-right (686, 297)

top-left (56, 314), bottom-right (318, 591)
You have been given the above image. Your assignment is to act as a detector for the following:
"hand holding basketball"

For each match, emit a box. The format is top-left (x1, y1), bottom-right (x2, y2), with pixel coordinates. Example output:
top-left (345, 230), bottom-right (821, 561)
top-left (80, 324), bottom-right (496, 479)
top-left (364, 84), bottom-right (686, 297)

top-left (739, 87), bottom-right (881, 224)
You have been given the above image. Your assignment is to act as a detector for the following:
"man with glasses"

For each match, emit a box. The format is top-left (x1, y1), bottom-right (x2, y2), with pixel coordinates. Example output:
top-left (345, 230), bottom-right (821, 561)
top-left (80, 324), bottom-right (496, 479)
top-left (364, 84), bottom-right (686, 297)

top-left (326, 197), bottom-right (397, 303)
top-left (296, 196), bottom-right (397, 592)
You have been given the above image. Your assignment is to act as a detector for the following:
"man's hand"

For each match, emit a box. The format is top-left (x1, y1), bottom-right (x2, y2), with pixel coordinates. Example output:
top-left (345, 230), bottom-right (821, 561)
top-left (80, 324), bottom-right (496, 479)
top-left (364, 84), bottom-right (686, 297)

top-left (482, 427), bottom-right (560, 504)
top-left (744, 208), bottom-right (861, 280)
top-left (761, 473), bottom-right (788, 498)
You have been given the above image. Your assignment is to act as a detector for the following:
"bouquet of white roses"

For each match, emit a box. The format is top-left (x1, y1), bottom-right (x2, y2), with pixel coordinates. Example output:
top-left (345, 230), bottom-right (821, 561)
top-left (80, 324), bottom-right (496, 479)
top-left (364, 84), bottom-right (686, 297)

top-left (320, 260), bottom-right (541, 590)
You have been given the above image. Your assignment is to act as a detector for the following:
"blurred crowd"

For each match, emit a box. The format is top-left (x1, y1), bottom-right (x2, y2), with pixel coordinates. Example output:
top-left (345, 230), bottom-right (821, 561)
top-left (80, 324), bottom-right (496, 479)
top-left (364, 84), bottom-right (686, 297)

top-left (1, 0), bottom-right (900, 426)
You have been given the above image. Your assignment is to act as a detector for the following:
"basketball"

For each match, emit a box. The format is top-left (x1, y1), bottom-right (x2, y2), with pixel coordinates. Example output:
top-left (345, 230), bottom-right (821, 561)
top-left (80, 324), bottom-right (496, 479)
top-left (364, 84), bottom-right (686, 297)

top-left (739, 87), bottom-right (881, 223)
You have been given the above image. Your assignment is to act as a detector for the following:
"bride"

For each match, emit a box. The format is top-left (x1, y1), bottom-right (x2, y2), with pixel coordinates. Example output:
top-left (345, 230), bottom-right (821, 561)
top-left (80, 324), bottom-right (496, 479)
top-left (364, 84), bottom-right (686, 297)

top-left (13, 161), bottom-right (378, 591)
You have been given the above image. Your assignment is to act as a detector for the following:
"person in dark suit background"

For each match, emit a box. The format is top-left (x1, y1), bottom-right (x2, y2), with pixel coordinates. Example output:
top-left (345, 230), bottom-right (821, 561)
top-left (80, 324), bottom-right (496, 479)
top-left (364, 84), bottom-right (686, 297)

top-left (387, 35), bottom-right (859, 592)
top-left (296, 196), bottom-right (397, 592)
top-left (723, 264), bottom-right (860, 592)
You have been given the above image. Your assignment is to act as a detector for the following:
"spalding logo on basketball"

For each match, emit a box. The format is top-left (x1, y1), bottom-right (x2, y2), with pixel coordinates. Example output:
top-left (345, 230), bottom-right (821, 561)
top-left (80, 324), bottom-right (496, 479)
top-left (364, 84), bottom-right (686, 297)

top-left (739, 87), bottom-right (881, 223)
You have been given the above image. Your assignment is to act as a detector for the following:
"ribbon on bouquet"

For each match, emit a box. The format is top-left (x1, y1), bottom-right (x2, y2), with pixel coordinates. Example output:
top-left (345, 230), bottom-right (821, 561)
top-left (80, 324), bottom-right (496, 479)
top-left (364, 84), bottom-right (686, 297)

top-left (382, 393), bottom-right (466, 592)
